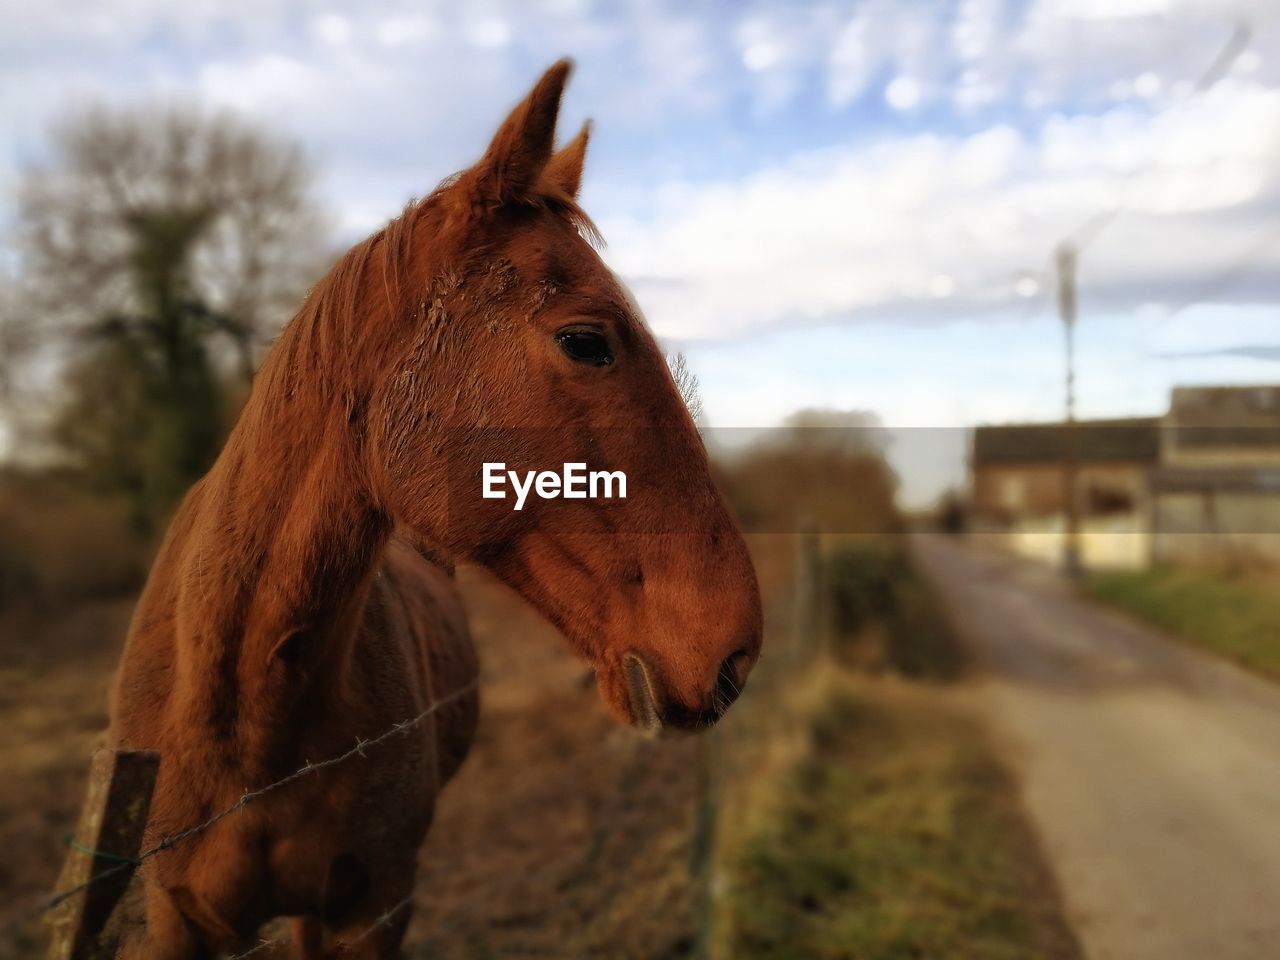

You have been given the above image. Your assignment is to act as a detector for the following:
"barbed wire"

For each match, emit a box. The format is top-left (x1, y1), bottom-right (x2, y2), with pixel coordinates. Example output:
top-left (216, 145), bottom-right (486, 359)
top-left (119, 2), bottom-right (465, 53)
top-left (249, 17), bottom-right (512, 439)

top-left (24, 678), bottom-right (481, 925)
top-left (229, 697), bottom-right (653, 958)
top-left (2, 644), bottom-right (580, 942)
top-left (226, 891), bottom-right (415, 960)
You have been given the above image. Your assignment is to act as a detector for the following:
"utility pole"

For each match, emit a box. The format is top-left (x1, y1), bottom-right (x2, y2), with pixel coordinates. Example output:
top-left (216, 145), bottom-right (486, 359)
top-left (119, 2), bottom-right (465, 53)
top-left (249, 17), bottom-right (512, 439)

top-left (1056, 243), bottom-right (1083, 578)
top-left (1035, 28), bottom-right (1249, 579)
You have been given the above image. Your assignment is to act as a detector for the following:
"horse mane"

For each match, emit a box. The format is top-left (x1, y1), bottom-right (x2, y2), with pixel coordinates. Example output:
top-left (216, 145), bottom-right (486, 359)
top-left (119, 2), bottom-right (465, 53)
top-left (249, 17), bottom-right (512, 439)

top-left (247, 173), bottom-right (601, 427)
top-left (527, 184), bottom-right (604, 250)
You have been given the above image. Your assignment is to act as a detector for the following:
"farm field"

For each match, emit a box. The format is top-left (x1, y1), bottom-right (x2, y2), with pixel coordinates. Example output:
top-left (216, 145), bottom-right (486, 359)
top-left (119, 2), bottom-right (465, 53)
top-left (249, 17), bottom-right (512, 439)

top-left (0, 576), bottom-right (700, 959)
top-left (0, 536), bottom-right (797, 958)
top-left (0, 534), bottom-right (1076, 958)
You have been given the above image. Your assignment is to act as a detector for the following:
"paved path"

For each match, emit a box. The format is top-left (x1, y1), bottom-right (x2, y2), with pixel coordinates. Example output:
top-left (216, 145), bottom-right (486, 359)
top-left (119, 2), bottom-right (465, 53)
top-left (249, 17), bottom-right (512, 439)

top-left (914, 534), bottom-right (1280, 960)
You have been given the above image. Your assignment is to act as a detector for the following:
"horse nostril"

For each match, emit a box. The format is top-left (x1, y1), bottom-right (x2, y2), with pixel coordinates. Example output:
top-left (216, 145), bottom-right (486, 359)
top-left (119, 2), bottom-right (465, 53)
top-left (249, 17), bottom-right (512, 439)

top-left (715, 651), bottom-right (748, 712)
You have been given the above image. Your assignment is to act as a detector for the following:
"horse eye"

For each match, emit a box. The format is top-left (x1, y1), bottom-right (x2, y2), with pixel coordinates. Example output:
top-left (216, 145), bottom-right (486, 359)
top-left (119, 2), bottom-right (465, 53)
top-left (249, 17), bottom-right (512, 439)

top-left (555, 330), bottom-right (613, 367)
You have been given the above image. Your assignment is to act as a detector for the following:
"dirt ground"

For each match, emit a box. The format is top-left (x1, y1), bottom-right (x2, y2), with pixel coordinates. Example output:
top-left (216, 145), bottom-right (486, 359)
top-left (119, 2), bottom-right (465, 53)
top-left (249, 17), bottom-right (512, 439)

top-left (0, 598), bottom-right (135, 956)
top-left (403, 566), bottom-right (704, 960)
top-left (0, 537), bottom-right (797, 959)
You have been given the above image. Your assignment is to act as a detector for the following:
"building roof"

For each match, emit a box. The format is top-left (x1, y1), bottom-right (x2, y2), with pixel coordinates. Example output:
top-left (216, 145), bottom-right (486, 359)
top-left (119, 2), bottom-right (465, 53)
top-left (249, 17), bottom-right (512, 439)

top-left (1167, 385), bottom-right (1280, 449)
top-left (973, 418), bottom-right (1161, 466)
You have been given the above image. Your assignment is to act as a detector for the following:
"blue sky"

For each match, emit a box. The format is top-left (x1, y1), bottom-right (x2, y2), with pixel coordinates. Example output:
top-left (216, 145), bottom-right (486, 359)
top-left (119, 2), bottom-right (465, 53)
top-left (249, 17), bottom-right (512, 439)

top-left (3, 0), bottom-right (1280, 502)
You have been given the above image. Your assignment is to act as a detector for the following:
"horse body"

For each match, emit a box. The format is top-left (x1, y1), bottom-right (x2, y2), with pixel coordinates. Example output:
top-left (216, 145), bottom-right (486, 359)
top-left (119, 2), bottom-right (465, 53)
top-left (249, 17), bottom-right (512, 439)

top-left (105, 59), bottom-right (763, 958)
top-left (108, 268), bottom-right (481, 954)
top-left (113, 488), bottom-right (478, 957)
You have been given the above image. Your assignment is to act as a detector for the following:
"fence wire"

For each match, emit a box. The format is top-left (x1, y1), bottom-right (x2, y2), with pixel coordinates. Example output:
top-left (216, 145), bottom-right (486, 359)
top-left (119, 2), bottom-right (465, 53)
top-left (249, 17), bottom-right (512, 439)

top-left (26, 678), bottom-right (480, 924)
top-left (6, 535), bottom-right (820, 958)
top-left (221, 724), bottom-right (652, 960)
top-left (2, 647), bottom-right (576, 948)
top-left (225, 891), bottom-right (415, 960)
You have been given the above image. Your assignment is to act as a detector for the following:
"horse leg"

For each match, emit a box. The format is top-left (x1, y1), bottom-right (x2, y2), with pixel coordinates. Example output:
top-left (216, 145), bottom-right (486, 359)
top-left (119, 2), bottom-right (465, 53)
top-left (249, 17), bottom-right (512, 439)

top-left (290, 915), bottom-right (324, 958)
top-left (116, 883), bottom-right (212, 960)
top-left (322, 911), bottom-right (411, 959)
top-left (320, 878), bottom-right (415, 959)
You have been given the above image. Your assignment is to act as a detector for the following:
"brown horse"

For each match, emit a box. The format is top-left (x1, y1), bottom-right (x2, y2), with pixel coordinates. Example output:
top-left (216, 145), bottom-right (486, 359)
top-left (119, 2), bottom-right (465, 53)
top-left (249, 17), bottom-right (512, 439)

top-left (109, 60), bottom-right (762, 958)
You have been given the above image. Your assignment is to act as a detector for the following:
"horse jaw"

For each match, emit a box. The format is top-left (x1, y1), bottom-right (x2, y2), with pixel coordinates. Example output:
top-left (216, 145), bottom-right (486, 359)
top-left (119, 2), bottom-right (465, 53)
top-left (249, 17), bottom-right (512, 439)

top-left (622, 653), bottom-right (663, 735)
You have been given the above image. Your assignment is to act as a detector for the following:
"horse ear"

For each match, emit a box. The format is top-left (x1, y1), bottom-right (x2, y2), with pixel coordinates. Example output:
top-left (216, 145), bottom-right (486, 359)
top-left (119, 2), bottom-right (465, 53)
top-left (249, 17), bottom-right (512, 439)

top-left (466, 59), bottom-right (573, 208)
top-left (542, 120), bottom-right (591, 199)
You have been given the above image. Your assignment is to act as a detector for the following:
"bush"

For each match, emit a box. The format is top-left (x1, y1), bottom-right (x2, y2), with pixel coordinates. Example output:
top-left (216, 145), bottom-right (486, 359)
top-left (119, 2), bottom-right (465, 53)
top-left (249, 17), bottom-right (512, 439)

top-left (826, 539), bottom-right (962, 680)
top-left (827, 539), bottom-right (908, 636)
top-left (0, 470), bottom-right (151, 610)
top-left (713, 410), bottom-right (902, 538)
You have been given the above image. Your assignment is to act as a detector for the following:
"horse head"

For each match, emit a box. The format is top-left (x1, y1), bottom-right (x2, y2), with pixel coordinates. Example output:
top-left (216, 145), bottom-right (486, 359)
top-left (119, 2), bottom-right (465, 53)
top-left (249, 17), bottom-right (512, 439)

top-left (367, 61), bottom-right (762, 732)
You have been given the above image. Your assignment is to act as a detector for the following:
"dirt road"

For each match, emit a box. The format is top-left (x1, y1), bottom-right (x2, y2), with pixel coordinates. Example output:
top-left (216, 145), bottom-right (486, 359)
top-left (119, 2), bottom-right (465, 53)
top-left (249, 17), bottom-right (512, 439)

top-left (914, 535), bottom-right (1280, 960)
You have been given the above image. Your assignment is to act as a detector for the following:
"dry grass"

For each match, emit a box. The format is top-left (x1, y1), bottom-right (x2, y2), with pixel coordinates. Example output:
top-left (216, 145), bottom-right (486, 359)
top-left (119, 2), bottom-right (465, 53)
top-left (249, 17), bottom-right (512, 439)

top-left (0, 475), bottom-right (151, 609)
top-left (718, 672), bottom-right (1081, 960)
top-left (403, 566), bottom-right (703, 959)
top-left (0, 599), bottom-right (136, 957)
top-left (0, 578), bottom-right (707, 959)
top-left (0, 537), bottom-right (801, 958)
top-left (0, 535), bottom-right (1076, 960)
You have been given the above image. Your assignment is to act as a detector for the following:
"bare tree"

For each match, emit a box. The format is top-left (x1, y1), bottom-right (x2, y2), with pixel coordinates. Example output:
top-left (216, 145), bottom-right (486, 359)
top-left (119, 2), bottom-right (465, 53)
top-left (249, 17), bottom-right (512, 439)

top-left (18, 104), bottom-right (329, 383)
top-left (0, 265), bottom-right (44, 460)
top-left (667, 352), bottom-right (704, 424)
top-left (0, 271), bottom-right (24, 406)
top-left (13, 104), bottom-right (330, 525)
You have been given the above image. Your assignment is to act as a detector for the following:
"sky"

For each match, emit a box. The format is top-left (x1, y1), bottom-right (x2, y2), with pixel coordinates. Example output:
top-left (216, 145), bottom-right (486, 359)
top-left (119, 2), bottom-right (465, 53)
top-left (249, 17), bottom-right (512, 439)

top-left (3, 0), bottom-right (1280, 503)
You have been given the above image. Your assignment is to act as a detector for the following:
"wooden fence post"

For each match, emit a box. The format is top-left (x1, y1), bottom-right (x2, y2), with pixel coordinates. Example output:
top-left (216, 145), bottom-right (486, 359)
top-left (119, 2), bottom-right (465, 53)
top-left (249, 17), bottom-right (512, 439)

top-left (46, 748), bottom-right (160, 960)
top-left (691, 730), bottom-right (718, 960)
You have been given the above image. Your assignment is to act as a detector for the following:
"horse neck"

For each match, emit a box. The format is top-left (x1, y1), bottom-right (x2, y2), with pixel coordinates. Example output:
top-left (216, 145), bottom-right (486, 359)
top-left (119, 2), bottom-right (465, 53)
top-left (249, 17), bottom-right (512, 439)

top-left (167, 319), bottom-right (393, 755)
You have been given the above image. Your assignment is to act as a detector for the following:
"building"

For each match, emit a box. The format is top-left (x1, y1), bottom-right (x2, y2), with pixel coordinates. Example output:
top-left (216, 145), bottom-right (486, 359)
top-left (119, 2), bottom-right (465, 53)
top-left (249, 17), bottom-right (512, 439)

top-left (970, 386), bottom-right (1280, 570)
top-left (1151, 386), bottom-right (1280, 569)
top-left (970, 418), bottom-right (1159, 568)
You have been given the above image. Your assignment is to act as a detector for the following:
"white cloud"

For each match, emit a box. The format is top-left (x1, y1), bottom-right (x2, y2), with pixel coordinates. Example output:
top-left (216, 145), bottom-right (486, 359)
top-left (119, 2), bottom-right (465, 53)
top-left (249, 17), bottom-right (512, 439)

top-left (827, 15), bottom-right (874, 107)
top-left (5, 0), bottom-right (1280, 329)
top-left (736, 17), bottom-right (781, 72)
top-left (3, 0), bottom-right (1280, 467)
top-left (609, 80), bottom-right (1280, 341)
top-left (824, 4), bottom-right (948, 112)
top-left (198, 55), bottom-right (317, 114)
top-left (312, 14), bottom-right (351, 47)
top-left (885, 75), bottom-right (924, 110)
top-left (375, 16), bottom-right (437, 48)
top-left (463, 16), bottom-right (512, 49)
top-left (952, 0), bottom-right (1002, 62)
top-left (954, 68), bottom-right (1001, 110)
top-left (1051, 0), bottom-right (1175, 20)
top-left (1134, 71), bottom-right (1163, 98)
top-left (928, 275), bottom-right (957, 298)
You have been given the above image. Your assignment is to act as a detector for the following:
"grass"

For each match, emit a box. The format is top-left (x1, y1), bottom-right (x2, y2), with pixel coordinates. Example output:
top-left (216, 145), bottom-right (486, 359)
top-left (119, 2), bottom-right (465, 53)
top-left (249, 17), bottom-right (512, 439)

top-left (1087, 566), bottom-right (1280, 681)
top-left (827, 538), bottom-right (964, 681)
top-left (720, 675), bottom-right (1079, 960)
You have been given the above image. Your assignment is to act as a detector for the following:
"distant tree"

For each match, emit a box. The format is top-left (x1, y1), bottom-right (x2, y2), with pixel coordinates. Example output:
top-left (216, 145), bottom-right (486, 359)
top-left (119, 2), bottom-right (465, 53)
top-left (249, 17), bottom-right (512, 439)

top-left (0, 267), bottom-right (49, 462)
top-left (16, 105), bottom-right (329, 527)
top-left (0, 274), bottom-right (24, 411)
top-left (667, 352), bottom-right (704, 425)
top-left (715, 409), bottom-right (900, 536)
